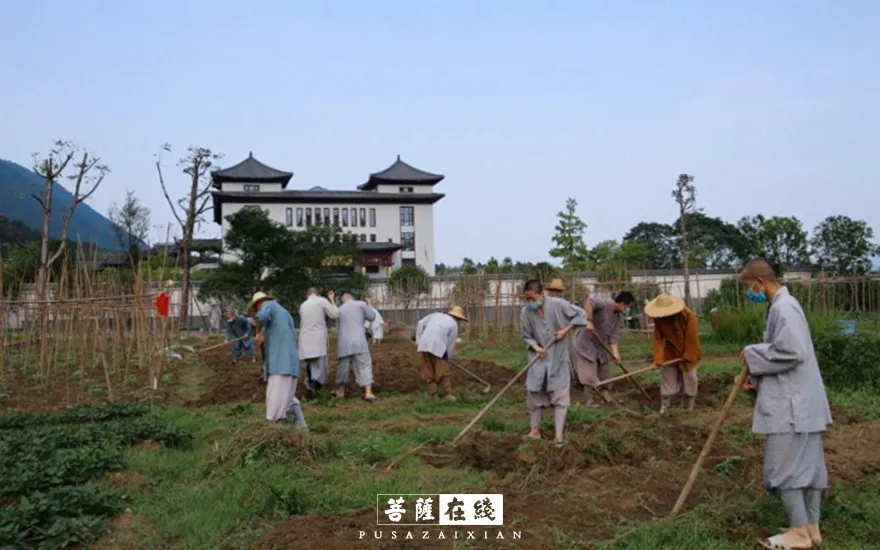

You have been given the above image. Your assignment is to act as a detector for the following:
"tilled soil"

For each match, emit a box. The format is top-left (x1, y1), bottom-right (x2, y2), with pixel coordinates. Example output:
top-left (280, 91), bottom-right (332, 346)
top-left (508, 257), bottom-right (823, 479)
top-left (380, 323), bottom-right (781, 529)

top-left (195, 339), bottom-right (519, 406)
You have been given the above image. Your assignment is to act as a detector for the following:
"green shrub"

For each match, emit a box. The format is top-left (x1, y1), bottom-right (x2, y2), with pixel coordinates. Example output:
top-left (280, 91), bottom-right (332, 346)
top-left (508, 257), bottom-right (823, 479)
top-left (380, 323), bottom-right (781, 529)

top-left (814, 332), bottom-right (880, 392)
top-left (710, 303), bottom-right (848, 347)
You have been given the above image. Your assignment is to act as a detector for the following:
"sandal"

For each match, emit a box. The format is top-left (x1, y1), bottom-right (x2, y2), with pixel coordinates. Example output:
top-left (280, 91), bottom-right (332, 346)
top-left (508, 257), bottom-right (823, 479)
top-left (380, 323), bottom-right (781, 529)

top-left (363, 395), bottom-right (376, 402)
top-left (757, 533), bottom-right (813, 549)
top-left (552, 439), bottom-right (565, 447)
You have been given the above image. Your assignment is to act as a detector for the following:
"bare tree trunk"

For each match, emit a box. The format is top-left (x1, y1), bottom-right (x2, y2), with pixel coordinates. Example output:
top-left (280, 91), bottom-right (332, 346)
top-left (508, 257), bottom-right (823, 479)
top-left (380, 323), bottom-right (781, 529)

top-left (179, 191), bottom-right (199, 331)
top-left (679, 212), bottom-right (691, 306)
top-left (36, 178), bottom-right (55, 301)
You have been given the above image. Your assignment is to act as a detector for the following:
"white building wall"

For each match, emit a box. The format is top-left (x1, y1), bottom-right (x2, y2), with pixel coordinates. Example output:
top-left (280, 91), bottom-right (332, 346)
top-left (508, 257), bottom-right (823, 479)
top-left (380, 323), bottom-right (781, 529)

top-left (218, 200), bottom-right (436, 274)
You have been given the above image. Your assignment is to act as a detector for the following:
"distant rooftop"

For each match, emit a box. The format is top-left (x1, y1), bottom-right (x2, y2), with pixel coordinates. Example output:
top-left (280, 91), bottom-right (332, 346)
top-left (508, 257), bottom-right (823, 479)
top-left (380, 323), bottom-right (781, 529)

top-left (211, 152), bottom-right (293, 189)
top-left (358, 155), bottom-right (444, 191)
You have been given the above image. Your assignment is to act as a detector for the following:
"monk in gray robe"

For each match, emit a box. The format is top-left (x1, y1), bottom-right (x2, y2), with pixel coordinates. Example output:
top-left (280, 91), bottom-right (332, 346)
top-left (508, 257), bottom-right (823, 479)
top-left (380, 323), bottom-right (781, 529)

top-left (546, 278), bottom-right (584, 379)
top-left (737, 259), bottom-right (832, 550)
top-left (573, 291), bottom-right (635, 406)
top-left (335, 293), bottom-right (377, 401)
top-left (416, 306), bottom-right (468, 401)
top-left (298, 288), bottom-right (338, 392)
top-left (520, 279), bottom-right (586, 446)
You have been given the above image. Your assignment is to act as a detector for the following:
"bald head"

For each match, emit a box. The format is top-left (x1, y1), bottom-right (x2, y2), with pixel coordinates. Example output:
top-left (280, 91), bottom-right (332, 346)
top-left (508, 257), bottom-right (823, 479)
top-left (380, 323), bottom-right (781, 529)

top-left (341, 292), bottom-right (353, 303)
top-left (306, 287), bottom-right (318, 297)
top-left (739, 258), bottom-right (778, 284)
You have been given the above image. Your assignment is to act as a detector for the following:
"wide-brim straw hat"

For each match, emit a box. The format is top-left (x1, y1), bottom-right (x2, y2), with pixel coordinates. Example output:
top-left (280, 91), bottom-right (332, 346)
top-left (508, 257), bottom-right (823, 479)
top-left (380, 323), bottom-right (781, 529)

top-left (164, 279), bottom-right (174, 287)
top-left (247, 291), bottom-right (273, 315)
top-left (447, 306), bottom-right (469, 322)
top-left (644, 294), bottom-right (686, 318)
top-left (547, 278), bottom-right (566, 292)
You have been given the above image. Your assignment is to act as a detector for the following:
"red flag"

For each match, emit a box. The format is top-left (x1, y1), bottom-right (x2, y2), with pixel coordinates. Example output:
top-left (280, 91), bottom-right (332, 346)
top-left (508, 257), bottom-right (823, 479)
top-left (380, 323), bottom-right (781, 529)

top-left (156, 292), bottom-right (170, 318)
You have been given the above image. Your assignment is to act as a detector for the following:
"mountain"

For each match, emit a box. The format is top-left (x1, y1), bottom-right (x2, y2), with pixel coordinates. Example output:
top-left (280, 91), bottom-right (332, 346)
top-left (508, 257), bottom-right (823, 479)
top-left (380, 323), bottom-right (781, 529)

top-left (0, 158), bottom-right (120, 250)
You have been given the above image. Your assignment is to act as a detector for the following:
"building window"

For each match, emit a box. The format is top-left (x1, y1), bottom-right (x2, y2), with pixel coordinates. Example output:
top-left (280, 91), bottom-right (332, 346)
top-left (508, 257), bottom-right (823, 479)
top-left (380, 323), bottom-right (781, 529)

top-left (333, 208), bottom-right (340, 225)
top-left (285, 208), bottom-right (293, 227)
top-left (399, 186), bottom-right (413, 193)
top-left (359, 234), bottom-right (367, 242)
top-left (305, 208), bottom-right (312, 227)
top-left (369, 208), bottom-right (376, 227)
top-left (296, 208), bottom-right (303, 227)
top-left (323, 208), bottom-right (330, 226)
top-left (400, 206), bottom-right (414, 226)
top-left (341, 208), bottom-right (349, 227)
top-left (370, 234), bottom-right (376, 242)
top-left (366, 265), bottom-right (380, 274)
top-left (401, 258), bottom-right (416, 266)
top-left (350, 207), bottom-right (357, 227)
top-left (401, 231), bottom-right (415, 251)
top-left (243, 184), bottom-right (261, 192)
top-left (359, 208), bottom-right (366, 227)
top-left (314, 208), bottom-right (322, 225)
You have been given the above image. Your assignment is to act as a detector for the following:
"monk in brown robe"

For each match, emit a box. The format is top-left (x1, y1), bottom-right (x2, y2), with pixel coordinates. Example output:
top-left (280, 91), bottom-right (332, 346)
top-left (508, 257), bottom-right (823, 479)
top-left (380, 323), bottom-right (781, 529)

top-left (645, 294), bottom-right (702, 414)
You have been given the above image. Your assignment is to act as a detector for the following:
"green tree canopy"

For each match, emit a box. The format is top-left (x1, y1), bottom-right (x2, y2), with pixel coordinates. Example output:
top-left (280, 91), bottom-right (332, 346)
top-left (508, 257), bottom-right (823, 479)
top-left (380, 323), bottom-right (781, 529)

top-left (810, 215), bottom-right (879, 276)
top-left (549, 198), bottom-right (589, 270)
top-left (388, 264), bottom-right (431, 309)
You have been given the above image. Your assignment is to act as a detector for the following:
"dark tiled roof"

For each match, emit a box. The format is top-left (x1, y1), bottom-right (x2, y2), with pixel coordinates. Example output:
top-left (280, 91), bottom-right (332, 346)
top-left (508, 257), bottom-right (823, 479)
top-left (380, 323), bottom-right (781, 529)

top-left (358, 155), bottom-right (444, 190)
top-left (360, 242), bottom-right (403, 253)
top-left (211, 152), bottom-right (293, 188)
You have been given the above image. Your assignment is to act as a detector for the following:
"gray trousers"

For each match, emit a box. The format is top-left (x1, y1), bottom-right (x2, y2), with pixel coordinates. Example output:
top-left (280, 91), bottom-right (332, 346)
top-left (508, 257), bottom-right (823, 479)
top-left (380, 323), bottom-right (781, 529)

top-left (304, 356), bottom-right (329, 389)
top-left (765, 432), bottom-right (828, 527)
top-left (336, 353), bottom-right (374, 388)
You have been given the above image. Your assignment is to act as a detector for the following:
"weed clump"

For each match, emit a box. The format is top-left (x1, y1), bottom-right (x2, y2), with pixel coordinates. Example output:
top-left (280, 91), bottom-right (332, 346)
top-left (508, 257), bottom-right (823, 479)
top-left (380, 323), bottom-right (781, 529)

top-left (215, 422), bottom-right (323, 468)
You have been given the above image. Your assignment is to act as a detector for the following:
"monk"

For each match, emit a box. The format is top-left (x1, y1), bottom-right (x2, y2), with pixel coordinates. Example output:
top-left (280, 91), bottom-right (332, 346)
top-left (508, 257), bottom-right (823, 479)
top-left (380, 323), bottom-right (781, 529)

top-left (415, 306), bottom-right (469, 401)
top-left (298, 288), bottom-right (338, 392)
top-left (335, 293), bottom-right (377, 401)
top-left (248, 291), bottom-right (307, 428)
top-left (573, 291), bottom-right (635, 406)
top-left (364, 297), bottom-right (385, 345)
top-left (737, 259), bottom-right (832, 550)
top-left (644, 294), bottom-right (701, 414)
top-left (225, 309), bottom-right (256, 364)
top-left (520, 279), bottom-right (586, 446)
top-left (546, 278), bottom-right (585, 383)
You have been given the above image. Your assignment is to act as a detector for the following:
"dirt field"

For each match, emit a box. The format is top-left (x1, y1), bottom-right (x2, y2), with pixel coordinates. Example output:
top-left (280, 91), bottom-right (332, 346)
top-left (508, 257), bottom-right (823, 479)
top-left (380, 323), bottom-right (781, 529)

top-left (6, 335), bottom-right (880, 549)
top-left (195, 340), bottom-right (519, 406)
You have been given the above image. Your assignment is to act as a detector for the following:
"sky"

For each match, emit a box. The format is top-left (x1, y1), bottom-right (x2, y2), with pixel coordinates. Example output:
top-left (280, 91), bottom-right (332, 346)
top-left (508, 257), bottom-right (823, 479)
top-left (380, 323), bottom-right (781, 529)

top-left (2, 0), bottom-right (878, 265)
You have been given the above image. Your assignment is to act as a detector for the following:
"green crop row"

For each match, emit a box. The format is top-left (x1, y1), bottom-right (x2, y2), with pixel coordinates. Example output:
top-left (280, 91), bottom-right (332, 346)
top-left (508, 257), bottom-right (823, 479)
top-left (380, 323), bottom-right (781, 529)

top-left (0, 403), bottom-right (191, 549)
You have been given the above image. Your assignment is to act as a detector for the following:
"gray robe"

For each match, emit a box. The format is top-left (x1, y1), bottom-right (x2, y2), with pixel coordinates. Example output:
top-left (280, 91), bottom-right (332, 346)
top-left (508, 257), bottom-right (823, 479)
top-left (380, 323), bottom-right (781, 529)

top-left (337, 299), bottom-right (376, 358)
top-left (574, 296), bottom-right (621, 364)
top-left (416, 312), bottom-right (459, 360)
top-left (520, 296), bottom-right (586, 393)
top-left (298, 294), bottom-right (339, 360)
top-left (743, 286), bottom-right (832, 491)
top-left (743, 286), bottom-right (832, 435)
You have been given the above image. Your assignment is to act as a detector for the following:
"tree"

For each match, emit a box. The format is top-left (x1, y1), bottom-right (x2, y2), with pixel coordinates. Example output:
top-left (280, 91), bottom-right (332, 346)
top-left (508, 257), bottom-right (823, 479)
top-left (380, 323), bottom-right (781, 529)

top-left (622, 222), bottom-right (679, 269)
top-left (156, 144), bottom-right (222, 328)
top-left (388, 265), bottom-right (432, 309)
top-left (736, 215), bottom-right (810, 274)
top-left (810, 215), bottom-right (879, 276)
top-left (108, 189), bottom-right (151, 267)
top-left (676, 212), bottom-right (748, 269)
top-left (485, 257), bottom-right (501, 274)
top-left (500, 257), bottom-right (515, 273)
top-left (549, 198), bottom-right (589, 270)
top-left (31, 141), bottom-right (108, 300)
top-left (199, 208), bottom-right (367, 312)
top-left (671, 174), bottom-right (697, 304)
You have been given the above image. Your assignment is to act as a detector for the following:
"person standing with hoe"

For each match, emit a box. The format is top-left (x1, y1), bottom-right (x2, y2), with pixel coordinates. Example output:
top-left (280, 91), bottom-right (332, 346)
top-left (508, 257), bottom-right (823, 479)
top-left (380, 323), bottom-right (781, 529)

top-left (298, 287), bottom-right (338, 393)
top-left (249, 292), bottom-right (308, 428)
top-left (573, 291), bottom-right (635, 406)
top-left (520, 279), bottom-right (586, 446)
top-left (644, 294), bottom-right (701, 414)
top-left (335, 293), bottom-right (377, 401)
top-left (737, 259), bottom-right (832, 550)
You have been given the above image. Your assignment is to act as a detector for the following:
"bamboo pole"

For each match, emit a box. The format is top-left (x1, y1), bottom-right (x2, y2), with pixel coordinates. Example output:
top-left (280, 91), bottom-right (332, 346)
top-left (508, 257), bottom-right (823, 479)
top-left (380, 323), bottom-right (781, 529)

top-left (670, 365), bottom-right (749, 516)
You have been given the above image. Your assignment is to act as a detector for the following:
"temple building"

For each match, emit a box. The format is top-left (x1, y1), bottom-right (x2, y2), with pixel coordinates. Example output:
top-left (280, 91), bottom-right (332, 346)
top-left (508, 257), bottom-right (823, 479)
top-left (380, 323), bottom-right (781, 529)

top-left (210, 153), bottom-right (445, 277)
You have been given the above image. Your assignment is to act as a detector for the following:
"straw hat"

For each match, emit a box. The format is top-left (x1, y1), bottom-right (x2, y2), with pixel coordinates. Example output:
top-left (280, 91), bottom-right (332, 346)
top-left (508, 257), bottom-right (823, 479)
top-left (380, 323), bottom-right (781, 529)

top-left (247, 291), bottom-right (273, 315)
top-left (547, 278), bottom-right (566, 292)
top-left (164, 279), bottom-right (174, 287)
top-left (447, 306), bottom-right (469, 322)
top-left (644, 294), bottom-right (686, 318)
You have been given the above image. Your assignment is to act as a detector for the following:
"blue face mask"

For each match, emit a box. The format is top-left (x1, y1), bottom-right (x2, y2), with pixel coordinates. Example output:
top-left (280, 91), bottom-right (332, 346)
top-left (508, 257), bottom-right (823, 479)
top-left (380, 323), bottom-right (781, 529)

top-left (527, 300), bottom-right (543, 311)
top-left (746, 287), bottom-right (767, 303)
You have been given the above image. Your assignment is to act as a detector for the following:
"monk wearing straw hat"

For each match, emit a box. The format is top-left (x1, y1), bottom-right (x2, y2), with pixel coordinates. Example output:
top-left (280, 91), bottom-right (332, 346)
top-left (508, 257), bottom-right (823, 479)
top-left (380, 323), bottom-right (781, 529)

top-left (545, 278), bottom-right (567, 298)
top-left (248, 291), bottom-right (307, 427)
top-left (644, 294), bottom-right (702, 414)
top-left (415, 305), bottom-right (469, 401)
